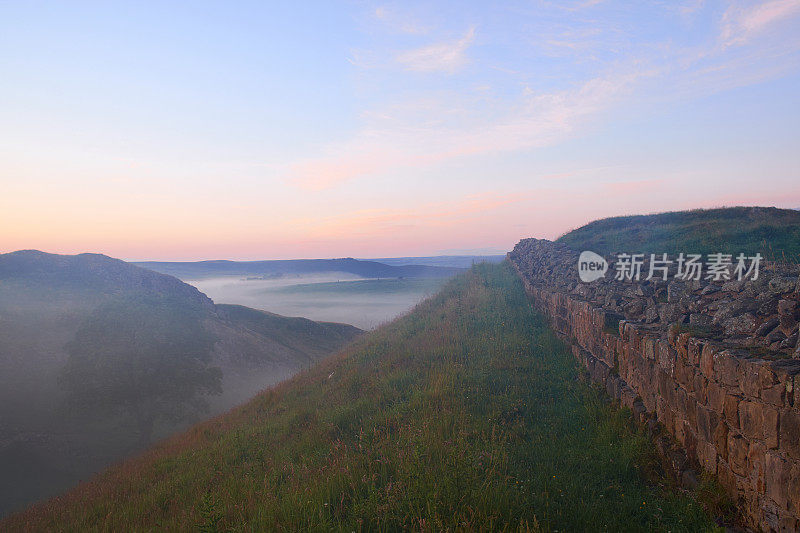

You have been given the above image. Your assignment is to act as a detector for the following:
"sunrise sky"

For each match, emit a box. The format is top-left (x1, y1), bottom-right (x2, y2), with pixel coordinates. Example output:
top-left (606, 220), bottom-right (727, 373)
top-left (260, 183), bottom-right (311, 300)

top-left (2, 1), bottom-right (799, 260)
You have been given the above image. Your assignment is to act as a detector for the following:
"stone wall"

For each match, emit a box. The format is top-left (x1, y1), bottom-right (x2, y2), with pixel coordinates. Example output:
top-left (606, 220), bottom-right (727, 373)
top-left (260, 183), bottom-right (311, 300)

top-left (508, 238), bottom-right (800, 532)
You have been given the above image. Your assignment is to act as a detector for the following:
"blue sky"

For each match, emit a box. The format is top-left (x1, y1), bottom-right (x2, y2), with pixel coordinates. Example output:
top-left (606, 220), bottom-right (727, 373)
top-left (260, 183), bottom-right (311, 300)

top-left (1, 0), bottom-right (799, 259)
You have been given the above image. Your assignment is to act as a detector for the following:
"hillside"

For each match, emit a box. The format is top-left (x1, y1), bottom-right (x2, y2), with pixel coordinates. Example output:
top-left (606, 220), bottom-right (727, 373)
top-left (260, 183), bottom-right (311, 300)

top-left (557, 206), bottom-right (800, 261)
top-left (0, 250), bottom-right (361, 518)
top-left (3, 263), bottom-right (717, 531)
top-left (133, 257), bottom-right (462, 281)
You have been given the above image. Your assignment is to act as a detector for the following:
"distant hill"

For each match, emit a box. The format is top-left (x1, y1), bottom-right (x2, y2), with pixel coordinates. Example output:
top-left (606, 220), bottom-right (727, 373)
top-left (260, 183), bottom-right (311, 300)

top-left (133, 257), bottom-right (462, 280)
top-left (366, 255), bottom-right (505, 268)
top-left (0, 250), bottom-right (361, 517)
top-left (557, 206), bottom-right (800, 262)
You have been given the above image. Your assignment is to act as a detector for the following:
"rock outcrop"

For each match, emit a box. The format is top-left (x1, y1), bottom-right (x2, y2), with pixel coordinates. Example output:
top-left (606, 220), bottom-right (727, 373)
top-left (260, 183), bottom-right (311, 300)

top-left (509, 238), bottom-right (800, 531)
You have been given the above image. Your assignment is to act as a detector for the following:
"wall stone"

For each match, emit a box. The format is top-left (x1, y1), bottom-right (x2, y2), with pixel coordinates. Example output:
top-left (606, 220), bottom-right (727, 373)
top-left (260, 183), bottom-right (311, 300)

top-left (509, 238), bottom-right (800, 532)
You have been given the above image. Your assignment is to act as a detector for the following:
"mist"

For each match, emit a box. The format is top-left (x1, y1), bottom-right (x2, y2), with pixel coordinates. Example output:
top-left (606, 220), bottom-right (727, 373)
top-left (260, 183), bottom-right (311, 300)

top-left (189, 273), bottom-right (449, 329)
top-left (0, 252), bottom-right (363, 518)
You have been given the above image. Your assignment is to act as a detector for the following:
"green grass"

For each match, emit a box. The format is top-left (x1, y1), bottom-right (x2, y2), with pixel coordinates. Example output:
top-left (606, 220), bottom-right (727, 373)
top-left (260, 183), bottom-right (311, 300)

top-left (558, 206), bottom-right (800, 262)
top-left (4, 263), bottom-right (718, 531)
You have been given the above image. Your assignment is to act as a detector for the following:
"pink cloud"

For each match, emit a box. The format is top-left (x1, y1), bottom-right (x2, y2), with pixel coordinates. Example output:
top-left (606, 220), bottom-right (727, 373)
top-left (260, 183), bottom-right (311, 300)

top-left (721, 0), bottom-right (800, 47)
top-left (288, 69), bottom-right (648, 190)
top-left (396, 27), bottom-right (476, 73)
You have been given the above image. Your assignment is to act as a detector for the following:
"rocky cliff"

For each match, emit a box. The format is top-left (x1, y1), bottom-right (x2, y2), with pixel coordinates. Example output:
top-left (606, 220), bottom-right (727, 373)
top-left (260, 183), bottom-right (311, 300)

top-left (509, 238), bottom-right (800, 531)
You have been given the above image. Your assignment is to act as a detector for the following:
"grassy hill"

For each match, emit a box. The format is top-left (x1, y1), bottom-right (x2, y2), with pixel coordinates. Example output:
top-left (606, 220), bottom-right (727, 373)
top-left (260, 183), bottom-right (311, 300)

top-left (0, 250), bottom-right (360, 518)
top-left (557, 206), bottom-right (800, 262)
top-left (4, 263), bottom-right (717, 531)
top-left (215, 304), bottom-right (360, 356)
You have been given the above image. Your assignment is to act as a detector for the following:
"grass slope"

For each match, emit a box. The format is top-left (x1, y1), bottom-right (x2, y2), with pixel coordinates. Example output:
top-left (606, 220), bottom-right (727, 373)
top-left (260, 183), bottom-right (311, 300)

top-left (4, 263), bottom-right (716, 531)
top-left (216, 304), bottom-right (362, 356)
top-left (558, 206), bottom-right (800, 262)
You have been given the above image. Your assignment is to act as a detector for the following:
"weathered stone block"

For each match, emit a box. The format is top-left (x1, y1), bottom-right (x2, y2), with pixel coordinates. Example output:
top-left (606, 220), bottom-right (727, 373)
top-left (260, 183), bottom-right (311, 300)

top-left (684, 424), bottom-right (698, 462)
top-left (715, 351), bottom-right (740, 388)
top-left (765, 451), bottom-right (791, 510)
top-left (779, 314), bottom-right (797, 336)
top-left (779, 516), bottom-right (800, 533)
top-left (687, 338), bottom-right (704, 367)
top-left (644, 336), bottom-right (656, 360)
top-left (740, 361), bottom-right (763, 398)
top-left (714, 420), bottom-right (729, 461)
top-left (692, 373), bottom-right (708, 404)
top-left (696, 404), bottom-right (718, 442)
top-left (706, 380), bottom-right (724, 413)
top-left (700, 343), bottom-right (716, 379)
top-left (724, 393), bottom-right (742, 430)
top-left (761, 383), bottom-right (786, 408)
top-left (675, 416), bottom-right (687, 446)
top-left (780, 408), bottom-right (800, 460)
top-left (676, 332), bottom-right (691, 358)
top-left (697, 438), bottom-right (717, 473)
top-left (739, 401), bottom-right (763, 441)
top-left (657, 370), bottom-right (675, 406)
top-left (717, 458), bottom-right (737, 497)
top-left (674, 355), bottom-right (690, 388)
top-left (789, 460), bottom-right (800, 516)
top-left (724, 312), bottom-right (758, 336)
top-left (675, 385), bottom-right (690, 421)
top-left (765, 406), bottom-right (780, 450)
top-left (657, 400), bottom-right (675, 433)
top-left (778, 298), bottom-right (798, 316)
top-left (686, 393), bottom-right (698, 428)
top-left (747, 440), bottom-right (766, 493)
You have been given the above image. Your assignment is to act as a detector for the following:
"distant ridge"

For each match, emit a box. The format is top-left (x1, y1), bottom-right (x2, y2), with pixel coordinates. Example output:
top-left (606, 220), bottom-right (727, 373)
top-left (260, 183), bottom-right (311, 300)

top-left (1, 249), bottom-right (212, 305)
top-left (366, 255), bottom-right (505, 268)
top-left (133, 257), bottom-right (462, 280)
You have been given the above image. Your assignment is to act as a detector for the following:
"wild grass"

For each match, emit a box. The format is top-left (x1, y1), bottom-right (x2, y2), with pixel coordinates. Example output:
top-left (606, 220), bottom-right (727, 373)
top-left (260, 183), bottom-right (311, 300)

top-left (557, 206), bottom-right (800, 263)
top-left (4, 263), bottom-right (718, 531)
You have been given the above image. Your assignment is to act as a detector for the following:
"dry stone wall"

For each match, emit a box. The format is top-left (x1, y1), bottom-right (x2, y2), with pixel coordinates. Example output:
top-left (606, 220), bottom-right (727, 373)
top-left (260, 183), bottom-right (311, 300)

top-left (508, 238), bottom-right (800, 532)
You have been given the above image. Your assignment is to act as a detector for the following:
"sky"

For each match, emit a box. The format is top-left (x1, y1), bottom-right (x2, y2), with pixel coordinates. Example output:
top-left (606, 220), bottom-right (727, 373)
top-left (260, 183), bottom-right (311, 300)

top-left (1, 0), bottom-right (799, 260)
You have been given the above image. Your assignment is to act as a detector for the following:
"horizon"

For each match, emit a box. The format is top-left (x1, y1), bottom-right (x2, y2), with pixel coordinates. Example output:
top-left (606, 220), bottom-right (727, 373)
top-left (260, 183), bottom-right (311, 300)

top-left (0, 248), bottom-right (508, 263)
top-left (1, 204), bottom-right (797, 261)
top-left (2, 1), bottom-right (800, 260)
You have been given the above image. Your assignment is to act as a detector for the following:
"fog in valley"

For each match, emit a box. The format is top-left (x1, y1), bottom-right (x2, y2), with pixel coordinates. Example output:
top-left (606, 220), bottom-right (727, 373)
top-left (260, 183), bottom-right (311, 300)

top-left (189, 273), bottom-right (450, 329)
top-left (0, 253), bottom-right (365, 518)
top-left (0, 253), bottom-right (470, 518)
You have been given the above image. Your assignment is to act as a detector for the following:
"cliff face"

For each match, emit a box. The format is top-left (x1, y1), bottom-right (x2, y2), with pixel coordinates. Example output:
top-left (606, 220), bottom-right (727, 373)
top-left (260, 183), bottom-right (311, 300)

top-left (509, 238), bottom-right (800, 532)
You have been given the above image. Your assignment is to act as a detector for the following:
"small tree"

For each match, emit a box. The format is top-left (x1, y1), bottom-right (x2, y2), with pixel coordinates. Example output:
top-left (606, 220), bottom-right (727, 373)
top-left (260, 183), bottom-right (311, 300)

top-left (60, 294), bottom-right (222, 446)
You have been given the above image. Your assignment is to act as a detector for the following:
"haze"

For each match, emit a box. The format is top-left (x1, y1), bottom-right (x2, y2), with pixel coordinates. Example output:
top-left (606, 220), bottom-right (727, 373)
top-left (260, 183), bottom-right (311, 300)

top-left (189, 274), bottom-right (449, 329)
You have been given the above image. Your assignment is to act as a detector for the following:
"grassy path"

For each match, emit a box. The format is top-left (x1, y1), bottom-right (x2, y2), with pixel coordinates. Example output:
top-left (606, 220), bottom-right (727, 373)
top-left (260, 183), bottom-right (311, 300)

top-left (5, 262), bottom-right (717, 531)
